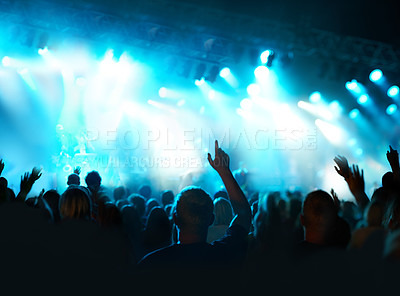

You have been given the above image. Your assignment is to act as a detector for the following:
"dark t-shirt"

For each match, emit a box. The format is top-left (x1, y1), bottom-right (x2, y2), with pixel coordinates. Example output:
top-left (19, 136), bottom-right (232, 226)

top-left (138, 224), bottom-right (248, 270)
top-left (136, 225), bottom-right (248, 292)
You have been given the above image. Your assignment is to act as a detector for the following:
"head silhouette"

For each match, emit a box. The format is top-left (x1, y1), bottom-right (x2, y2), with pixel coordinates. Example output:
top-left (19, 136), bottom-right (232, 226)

top-left (85, 171), bottom-right (101, 193)
top-left (173, 186), bottom-right (214, 234)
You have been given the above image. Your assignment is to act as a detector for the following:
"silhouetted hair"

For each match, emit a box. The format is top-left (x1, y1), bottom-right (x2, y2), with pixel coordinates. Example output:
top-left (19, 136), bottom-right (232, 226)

top-left (161, 190), bottom-right (175, 207)
top-left (174, 186), bottom-right (214, 229)
top-left (128, 193), bottom-right (146, 218)
top-left (113, 186), bottom-right (126, 201)
top-left (67, 173), bottom-right (80, 186)
top-left (60, 187), bottom-right (92, 220)
top-left (213, 197), bottom-right (233, 226)
top-left (138, 185), bottom-right (152, 199)
top-left (85, 171), bottom-right (101, 188)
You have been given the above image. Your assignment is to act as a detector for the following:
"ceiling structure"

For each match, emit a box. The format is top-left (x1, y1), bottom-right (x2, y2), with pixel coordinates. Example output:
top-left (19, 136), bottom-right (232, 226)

top-left (0, 0), bottom-right (399, 74)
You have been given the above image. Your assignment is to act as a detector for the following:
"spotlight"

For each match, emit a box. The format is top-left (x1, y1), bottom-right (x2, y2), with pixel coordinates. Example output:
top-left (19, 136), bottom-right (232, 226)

top-left (369, 69), bottom-right (383, 82)
top-left (219, 67), bottom-right (231, 78)
top-left (158, 87), bottom-right (168, 98)
top-left (247, 83), bottom-right (261, 96)
top-left (254, 66), bottom-right (270, 80)
top-left (195, 78), bottom-right (205, 86)
top-left (1, 56), bottom-right (11, 67)
top-left (387, 85), bottom-right (399, 98)
top-left (38, 46), bottom-right (49, 56)
top-left (345, 79), bottom-right (362, 94)
top-left (309, 91), bottom-right (322, 103)
top-left (386, 104), bottom-right (398, 115)
top-left (260, 50), bottom-right (272, 64)
top-left (349, 108), bottom-right (360, 119)
top-left (357, 94), bottom-right (369, 105)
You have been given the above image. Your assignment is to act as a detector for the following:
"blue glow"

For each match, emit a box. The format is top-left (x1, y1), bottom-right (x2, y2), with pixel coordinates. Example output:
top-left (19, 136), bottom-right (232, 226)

top-left (17, 68), bottom-right (37, 90)
top-left (260, 50), bottom-right (272, 64)
top-left (386, 104), bottom-right (398, 115)
top-left (309, 91), bottom-right (322, 103)
top-left (349, 108), bottom-right (360, 119)
top-left (254, 65), bottom-right (270, 80)
top-left (240, 98), bottom-right (253, 110)
top-left (158, 87), bottom-right (167, 98)
top-left (345, 79), bottom-right (362, 94)
top-left (348, 138), bottom-right (357, 147)
top-left (247, 83), bottom-right (261, 96)
top-left (2, 56), bottom-right (11, 67)
top-left (38, 47), bottom-right (49, 56)
top-left (208, 90), bottom-right (216, 99)
top-left (369, 69), bottom-right (383, 82)
top-left (355, 148), bottom-right (363, 156)
top-left (219, 67), bottom-right (231, 78)
top-left (357, 94), bottom-right (369, 105)
top-left (387, 85), bottom-right (399, 98)
top-left (195, 78), bottom-right (205, 86)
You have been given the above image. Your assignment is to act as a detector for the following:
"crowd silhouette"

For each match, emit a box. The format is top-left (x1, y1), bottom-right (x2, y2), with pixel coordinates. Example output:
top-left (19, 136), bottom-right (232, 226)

top-left (0, 141), bottom-right (400, 295)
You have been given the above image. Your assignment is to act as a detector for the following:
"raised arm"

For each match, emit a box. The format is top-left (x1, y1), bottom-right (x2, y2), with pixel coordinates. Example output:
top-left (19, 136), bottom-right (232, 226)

top-left (0, 159), bottom-right (4, 176)
top-left (334, 156), bottom-right (369, 211)
top-left (16, 167), bottom-right (42, 202)
top-left (208, 140), bottom-right (252, 232)
top-left (387, 145), bottom-right (400, 184)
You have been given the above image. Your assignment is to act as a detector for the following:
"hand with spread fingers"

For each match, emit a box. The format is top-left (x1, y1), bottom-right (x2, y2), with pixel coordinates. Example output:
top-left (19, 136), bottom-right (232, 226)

top-left (333, 155), bottom-right (350, 180)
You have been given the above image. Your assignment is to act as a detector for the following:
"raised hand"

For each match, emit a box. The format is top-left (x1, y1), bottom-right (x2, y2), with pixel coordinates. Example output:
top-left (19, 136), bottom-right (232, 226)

top-left (20, 172), bottom-right (32, 193)
top-left (29, 167), bottom-right (42, 183)
top-left (0, 159), bottom-right (4, 175)
top-left (74, 166), bottom-right (81, 175)
top-left (330, 188), bottom-right (340, 212)
top-left (333, 155), bottom-right (350, 179)
top-left (347, 164), bottom-right (369, 210)
top-left (207, 140), bottom-right (230, 175)
top-left (387, 145), bottom-right (399, 170)
top-left (207, 140), bottom-right (251, 231)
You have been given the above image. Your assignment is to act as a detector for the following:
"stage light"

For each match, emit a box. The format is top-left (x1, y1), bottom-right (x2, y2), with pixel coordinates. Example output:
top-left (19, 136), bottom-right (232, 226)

top-left (195, 78), bottom-right (205, 86)
top-left (315, 119), bottom-right (344, 145)
top-left (349, 108), bottom-right (360, 119)
top-left (386, 104), bottom-right (398, 115)
top-left (247, 83), bottom-right (261, 96)
top-left (38, 46), bottom-right (49, 56)
top-left (219, 67), bottom-right (231, 78)
top-left (260, 50), bottom-right (272, 64)
top-left (357, 94), bottom-right (369, 105)
top-left (345, 79), bottom-right (361, 94)
top-left (369, 69), bottom-right (383, 82)
top-left (2, 56), bottom-right (11, 67)
top-left (254, 65), bottom-right (270, 80)
top-left (309, 91), bottom-right (322, 103)
top-left (298, 100), bottom-right (333, 120)
top-left (240, 98), bottom-right (253, 110)
top-left (158, 87), bottom-right (168, 98)
top-left (387, 85), bottom-right (399, 98)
